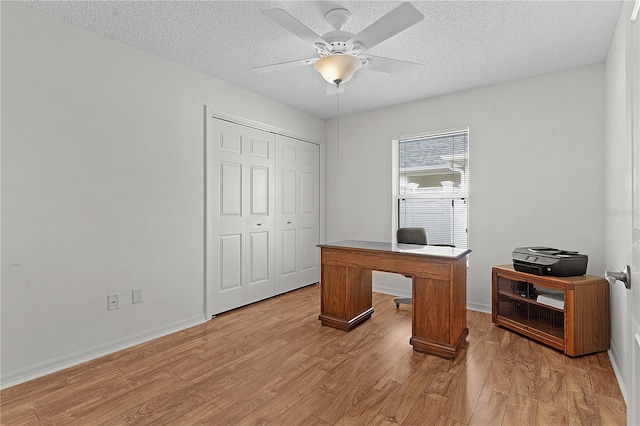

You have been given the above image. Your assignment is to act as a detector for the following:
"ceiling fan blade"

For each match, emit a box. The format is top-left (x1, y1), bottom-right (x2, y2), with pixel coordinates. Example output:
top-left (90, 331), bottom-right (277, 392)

top-left (361, 55), bottom-right (424, 77)
top-left (251, 58), bottom-right (318, 74)
top-left (326, 83), bottom-right (345, 96)
top-left (262, 9), bottom-right (327, 47)
top-left (348, 2), bottom-right (423, 52)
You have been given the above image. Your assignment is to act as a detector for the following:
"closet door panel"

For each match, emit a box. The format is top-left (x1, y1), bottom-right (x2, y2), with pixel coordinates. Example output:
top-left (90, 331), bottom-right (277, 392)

top-left (281, 144), bottom-right (297, 163)
top-left (219, 129), bottom-right (242, 153)
top-left (281, 169), bottom-right (297, 215)
top-left (246, 230), bottom-right (273, 302)
top-left (220, 162), bottom-right (242, 216)
top-left (276, 136), bottom-right (320, 293)
top-left (210, 118), bottom-right (275, 314)
top-left (248, 231), bottom-right (269, 283)
top-left (249, 166), bottom-right (269, 216)
top-left (301, 226), bottom-right (318, 272)
top-left (249, 135), bottom-right (270, 159)
top-left (280, 229), bottom-right (297, 275)
top-left (301, 171), bottom-right (315, 214)
top-left (211, 120), bottom-right (246, 314)
top-left (276, 137), bottom-right (300, 294)
top-left (244, 128), bottom-right (276, 304)
top-left (298, 143), bottom-right (320, 286)
top-left (220, 234), bottom-right (243, 291)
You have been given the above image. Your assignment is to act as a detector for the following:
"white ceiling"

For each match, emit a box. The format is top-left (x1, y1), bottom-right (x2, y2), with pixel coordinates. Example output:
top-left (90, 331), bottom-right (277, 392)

top-left (23, 1), bottom-right (623, 119)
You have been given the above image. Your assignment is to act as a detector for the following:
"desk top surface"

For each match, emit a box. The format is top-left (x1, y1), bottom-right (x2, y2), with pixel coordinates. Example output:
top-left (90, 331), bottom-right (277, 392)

top-left (317, 240), bottom-right (471, 260)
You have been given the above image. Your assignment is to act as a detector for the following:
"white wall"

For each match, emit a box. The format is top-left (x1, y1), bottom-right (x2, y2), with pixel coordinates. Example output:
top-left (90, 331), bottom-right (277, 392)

top-left (604, 0), bottom-right (635, 405)
top-left (0, 2), bottom-right (325, 387)
top-left (325, 64), bottom-right (605, 311)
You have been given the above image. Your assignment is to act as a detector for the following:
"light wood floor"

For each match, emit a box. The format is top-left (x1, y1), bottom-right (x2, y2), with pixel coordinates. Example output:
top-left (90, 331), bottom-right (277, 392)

top-left (1, 284), bottom-right (627, 425)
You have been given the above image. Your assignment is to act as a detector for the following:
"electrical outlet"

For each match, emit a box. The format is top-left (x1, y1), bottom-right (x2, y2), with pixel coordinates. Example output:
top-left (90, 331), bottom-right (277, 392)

top-left (107, 293), bottom-right (119, 311)
top-left (132, 288), bottom-right (143, 304)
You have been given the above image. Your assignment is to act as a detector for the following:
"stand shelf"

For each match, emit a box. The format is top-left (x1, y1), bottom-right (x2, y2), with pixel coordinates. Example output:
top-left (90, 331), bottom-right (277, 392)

top-left (492, 265), bottom-right (610, 356)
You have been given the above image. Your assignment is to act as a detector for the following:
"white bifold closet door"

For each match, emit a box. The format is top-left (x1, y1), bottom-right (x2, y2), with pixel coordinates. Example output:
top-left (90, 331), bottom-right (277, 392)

top-left (208, 118), bottom-right (320, 316)
top-left (210, 119), bottom-right (276, 315)
top-left (275, 135), bottom-right (320, 294)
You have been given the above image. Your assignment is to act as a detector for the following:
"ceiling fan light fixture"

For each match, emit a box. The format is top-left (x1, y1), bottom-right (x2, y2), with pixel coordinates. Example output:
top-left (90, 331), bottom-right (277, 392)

top-left (314, 54), bottom-right (361, 85)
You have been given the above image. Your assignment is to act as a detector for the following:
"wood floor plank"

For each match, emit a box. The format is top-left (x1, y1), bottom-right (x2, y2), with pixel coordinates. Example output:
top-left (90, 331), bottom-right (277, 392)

top-left (200, 386), bottom-right (278, 425)
top-left (30, 371), bottom-right (130, 420)
top-left (535, 398), bottom-right (569, 425)
top-left (312, 330), bottom-right (412, 424)
top-left (467, 387), bottom-right (508, 425)
top-left (0, 285), bottom-right (626, 426)
top-left (596, 393), bottom-right (627, 426)
top-left (567, 390), bottom-right (603, 425)
top-left (588, 364), bottom-right (626, 400)
top-left (565, 364), bottom-right (598, 406)
top-left (121, 392), bottom-right (213, 425)
top-left (267, 389), bottom-right (335, 425)
top-left (483, 357), bottom-right (515, 395)
top-left (166, 401), bottom-right (222, 425)
top-left (216, 357), bottom-right (331, 424)
top-left (536, 367), bottom-right (567, 404)
top-left (179, 338), bottom-right (291, 382)
top-left (472, 339), bottom-right (500, 361)
top-left (333, 376), bottom-right (401, 426)
top-left (185, 361), bottom-right (263, 402)
top-left (370, 364), bottom-right (438, 425)
top-left (538, 343), bottom-right (567, 374)
top-left (437, 357), bottom-right (493, 424)
top-left (96, 414), bottom-right (129, 425)
top-left (434, 416), bottom-right (467, 426)
top-left (383, 350), bottom-right (446, 385)
top-left (0, 352), bottom-right (139, 408)
top-left (239, 363), bottom-right (337, 425)
top-left (0, 408), bottom-right (40, 425)
top-left (262, 357), bottom-right (331, 397)
top-left (208, 351), bottom-right (311, 410)
top-left (425, 370), bottom-right (460, 398)
top-left (503, 392), bottom-right (538, 425)
top-left (482, 321), bottom-right (507, 343)
top-left (300, 415), bottom-right (333, 426)
top-left (402, 392), bottom-right (448, 425)
top-left (41, 374), bottom-right (186, 425)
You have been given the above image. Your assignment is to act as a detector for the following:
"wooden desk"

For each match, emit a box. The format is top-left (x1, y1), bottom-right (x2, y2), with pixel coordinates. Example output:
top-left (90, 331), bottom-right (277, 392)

top-left (317, 240), bottom-right (471, 359)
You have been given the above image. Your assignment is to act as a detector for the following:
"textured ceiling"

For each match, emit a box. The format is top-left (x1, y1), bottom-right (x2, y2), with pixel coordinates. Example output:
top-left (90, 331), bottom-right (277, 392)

top-left (23, 1), bottom-right (623, 119)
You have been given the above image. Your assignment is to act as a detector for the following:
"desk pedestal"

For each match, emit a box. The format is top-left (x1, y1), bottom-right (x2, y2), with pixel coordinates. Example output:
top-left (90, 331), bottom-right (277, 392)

top-left (319, 245), bottom-right (469, 359)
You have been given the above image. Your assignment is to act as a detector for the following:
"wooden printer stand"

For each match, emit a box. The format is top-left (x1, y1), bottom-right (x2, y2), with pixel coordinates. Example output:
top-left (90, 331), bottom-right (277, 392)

top-left (492, 265), bottom-right (610, 356)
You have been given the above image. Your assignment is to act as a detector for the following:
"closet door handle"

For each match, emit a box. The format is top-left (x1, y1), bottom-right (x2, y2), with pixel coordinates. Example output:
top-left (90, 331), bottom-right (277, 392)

top-left (256, 223), bottom-right (262, 227)
top-left (286, 221), bottom-right (292, 225)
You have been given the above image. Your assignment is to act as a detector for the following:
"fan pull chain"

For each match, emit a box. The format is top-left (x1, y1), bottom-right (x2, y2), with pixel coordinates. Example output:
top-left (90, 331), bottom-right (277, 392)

top-left (336, 82), bottom-right (340, 158)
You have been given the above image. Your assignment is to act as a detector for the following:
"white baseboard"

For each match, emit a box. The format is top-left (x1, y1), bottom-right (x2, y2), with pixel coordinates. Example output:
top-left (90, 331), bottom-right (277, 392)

top-left (372, 284), bottom-right (491, 314)
top-left (0, 314), bottom-right (207, 390)
top-left (607, 341), bottom-right (629, 405)
top-left (372, 284), bottom-right (411, 298)
top-left (467, 301), bottom-right (491, 314)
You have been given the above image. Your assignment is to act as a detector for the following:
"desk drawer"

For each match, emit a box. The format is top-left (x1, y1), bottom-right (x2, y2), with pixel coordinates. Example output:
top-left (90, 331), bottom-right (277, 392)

top-left (321, 248), bottom-right (451, 280)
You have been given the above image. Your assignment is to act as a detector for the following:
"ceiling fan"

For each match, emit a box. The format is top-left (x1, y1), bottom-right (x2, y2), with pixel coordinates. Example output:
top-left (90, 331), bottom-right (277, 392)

top-left (251, 2), bottom-right (425, 90)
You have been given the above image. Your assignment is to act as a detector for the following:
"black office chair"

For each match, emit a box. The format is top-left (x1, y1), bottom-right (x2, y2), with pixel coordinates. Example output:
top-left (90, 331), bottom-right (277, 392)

top-left (394, 227), bottom-right (428, 308)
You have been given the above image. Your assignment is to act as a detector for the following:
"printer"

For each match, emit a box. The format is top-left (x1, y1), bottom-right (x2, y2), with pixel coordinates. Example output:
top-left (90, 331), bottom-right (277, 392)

top-left (512, 246), bottom-right (588, 276)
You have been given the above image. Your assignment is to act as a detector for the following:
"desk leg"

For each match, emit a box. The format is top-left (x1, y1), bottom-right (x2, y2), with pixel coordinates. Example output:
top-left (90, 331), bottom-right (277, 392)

top-left (318, 263), bottom-right (373, 331)
top-left (410, 272), bottom-right (468, 359)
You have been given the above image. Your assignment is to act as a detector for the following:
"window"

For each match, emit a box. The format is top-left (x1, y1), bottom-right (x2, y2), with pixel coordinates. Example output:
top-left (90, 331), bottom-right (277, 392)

top-left (395, 130), bottom-right (469, 249)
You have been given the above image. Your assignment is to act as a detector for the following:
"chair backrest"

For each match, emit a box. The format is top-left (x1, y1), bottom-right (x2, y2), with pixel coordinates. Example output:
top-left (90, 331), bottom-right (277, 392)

top-left (396, 227), bottom-right (428, 245)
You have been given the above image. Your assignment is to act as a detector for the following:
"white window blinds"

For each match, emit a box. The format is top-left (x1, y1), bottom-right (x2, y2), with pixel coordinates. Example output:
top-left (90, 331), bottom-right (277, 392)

top-left (397, 130), bottom-right (469, 249)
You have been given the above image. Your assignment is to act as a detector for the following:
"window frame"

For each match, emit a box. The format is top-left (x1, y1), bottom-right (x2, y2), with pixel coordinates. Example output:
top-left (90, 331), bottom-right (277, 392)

top-left (391, 128), bottom-right (469, 246)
